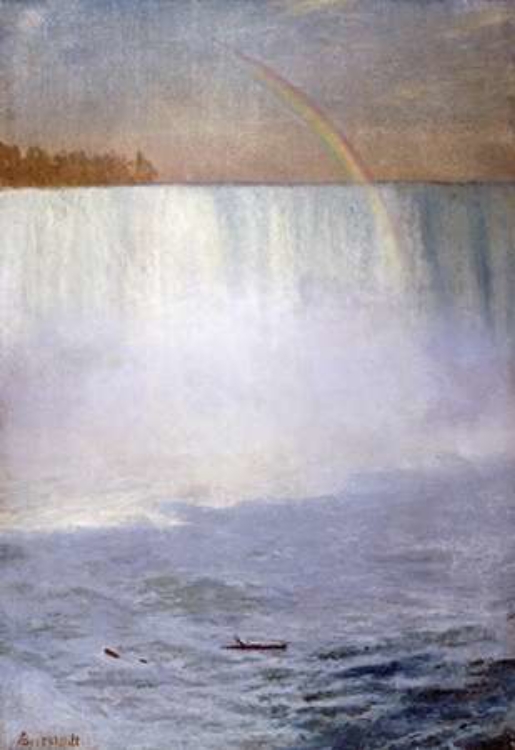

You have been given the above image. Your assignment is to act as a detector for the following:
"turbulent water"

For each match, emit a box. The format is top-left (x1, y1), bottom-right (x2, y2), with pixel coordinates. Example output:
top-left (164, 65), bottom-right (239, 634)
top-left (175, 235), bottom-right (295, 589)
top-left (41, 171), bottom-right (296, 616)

top-left (0, 184), bottom-right (515, 748)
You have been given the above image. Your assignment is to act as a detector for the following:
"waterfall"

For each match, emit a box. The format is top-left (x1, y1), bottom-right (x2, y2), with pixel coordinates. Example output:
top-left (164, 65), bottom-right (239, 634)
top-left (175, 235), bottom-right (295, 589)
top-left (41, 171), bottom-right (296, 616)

top-left (1, 183), bottom-right (514, 502)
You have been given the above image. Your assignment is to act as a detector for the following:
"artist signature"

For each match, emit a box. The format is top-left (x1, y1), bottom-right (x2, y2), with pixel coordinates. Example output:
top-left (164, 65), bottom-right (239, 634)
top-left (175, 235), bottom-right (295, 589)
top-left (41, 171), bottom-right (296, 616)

top-left (15, 731), bottom-right (81, 747)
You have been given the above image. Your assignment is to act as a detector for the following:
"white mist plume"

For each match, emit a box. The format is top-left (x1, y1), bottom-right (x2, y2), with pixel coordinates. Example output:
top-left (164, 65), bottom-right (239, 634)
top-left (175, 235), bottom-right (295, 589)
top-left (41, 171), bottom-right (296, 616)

top-left (0, 185), bottom-right (513, 520)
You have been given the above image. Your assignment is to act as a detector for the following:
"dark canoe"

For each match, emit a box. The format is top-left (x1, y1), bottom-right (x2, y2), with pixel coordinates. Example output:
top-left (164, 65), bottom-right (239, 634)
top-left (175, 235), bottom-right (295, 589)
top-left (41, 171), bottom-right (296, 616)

top-left (224, 640), bottom-right (288, 651)
top-left (104, 647), bottom-right (121, 659)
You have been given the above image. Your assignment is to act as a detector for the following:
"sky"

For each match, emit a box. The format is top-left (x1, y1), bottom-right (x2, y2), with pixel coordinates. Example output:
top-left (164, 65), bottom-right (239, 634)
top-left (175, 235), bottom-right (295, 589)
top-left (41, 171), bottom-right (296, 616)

top-left (0, 0), bottom-right (514, 182)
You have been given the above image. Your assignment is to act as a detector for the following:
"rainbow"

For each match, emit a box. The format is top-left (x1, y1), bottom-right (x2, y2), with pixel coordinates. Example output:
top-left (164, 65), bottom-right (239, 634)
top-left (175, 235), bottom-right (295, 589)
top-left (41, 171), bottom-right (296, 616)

top-left (227, 47), bottom-right (403, 280)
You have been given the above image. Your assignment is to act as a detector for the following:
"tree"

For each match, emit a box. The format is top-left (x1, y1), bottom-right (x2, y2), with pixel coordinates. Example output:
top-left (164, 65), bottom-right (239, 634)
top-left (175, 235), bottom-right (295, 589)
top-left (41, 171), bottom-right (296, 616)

top-left (0, 141), bottom-right (22, 185)
top-left (0, 139), bottom-right (159, 187)
top-left (134, 150), bottom-right (158, 183)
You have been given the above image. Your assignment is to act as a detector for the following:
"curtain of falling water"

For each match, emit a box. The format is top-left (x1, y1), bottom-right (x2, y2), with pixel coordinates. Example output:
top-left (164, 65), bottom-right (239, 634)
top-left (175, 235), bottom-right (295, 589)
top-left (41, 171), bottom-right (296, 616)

top-left (0, 184), bottom-right (514, 503)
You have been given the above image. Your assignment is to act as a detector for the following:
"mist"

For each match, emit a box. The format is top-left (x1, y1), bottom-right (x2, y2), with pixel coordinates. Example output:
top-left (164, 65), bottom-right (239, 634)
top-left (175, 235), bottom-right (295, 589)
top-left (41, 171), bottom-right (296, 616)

top-left (0, 184), bottom-right (514, 521)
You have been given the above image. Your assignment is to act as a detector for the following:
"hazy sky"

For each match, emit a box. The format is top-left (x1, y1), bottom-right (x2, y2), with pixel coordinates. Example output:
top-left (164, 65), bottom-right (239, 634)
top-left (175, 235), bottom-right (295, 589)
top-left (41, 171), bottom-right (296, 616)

top-left (0, 0), bottom-right (514, 182)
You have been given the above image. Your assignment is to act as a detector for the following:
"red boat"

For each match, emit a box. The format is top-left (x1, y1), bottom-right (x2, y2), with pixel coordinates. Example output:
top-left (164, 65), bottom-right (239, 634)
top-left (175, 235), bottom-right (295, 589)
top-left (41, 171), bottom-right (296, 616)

top-left (224, 636), bottom-right (288, 651)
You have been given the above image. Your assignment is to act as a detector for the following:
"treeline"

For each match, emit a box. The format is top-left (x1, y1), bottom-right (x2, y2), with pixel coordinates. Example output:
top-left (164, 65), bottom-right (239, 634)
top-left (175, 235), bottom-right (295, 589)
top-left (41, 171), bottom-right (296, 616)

top-left (0, 140), bottom-right (158, 187)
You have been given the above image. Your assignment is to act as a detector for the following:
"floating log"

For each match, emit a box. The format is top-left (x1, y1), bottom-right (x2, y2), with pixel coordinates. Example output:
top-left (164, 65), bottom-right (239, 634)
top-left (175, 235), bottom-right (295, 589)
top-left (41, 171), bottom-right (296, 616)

top-left (224, 636), bottom-right (288, 652)
top-left (104, 647), bottom-right (121, 659)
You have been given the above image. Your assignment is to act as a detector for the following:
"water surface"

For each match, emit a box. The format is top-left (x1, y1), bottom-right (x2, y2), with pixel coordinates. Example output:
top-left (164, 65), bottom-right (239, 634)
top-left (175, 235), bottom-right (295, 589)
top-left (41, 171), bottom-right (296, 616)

top-left (1, 460), bottom-right (515, 749)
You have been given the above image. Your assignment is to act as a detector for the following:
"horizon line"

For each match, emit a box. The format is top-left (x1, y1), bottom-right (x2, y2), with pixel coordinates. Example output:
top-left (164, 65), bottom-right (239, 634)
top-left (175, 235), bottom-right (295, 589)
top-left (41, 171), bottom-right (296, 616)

top-left (2, 178), bottom-right (515, 192)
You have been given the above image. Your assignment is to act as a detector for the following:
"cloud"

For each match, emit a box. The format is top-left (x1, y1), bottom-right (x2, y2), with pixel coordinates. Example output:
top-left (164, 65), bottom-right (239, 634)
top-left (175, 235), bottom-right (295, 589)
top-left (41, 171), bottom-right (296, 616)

top-left (275, 0), bottom-right (355, 16)
top-left (16, 6), bottom-right (47, 32)
top-left (443, 5), bottom-right (513, 38)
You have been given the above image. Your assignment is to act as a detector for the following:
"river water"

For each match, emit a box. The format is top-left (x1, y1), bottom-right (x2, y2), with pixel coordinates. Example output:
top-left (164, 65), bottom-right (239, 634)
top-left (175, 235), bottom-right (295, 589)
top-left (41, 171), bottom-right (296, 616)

top-left (1, 459), bottom-right (515, 749)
